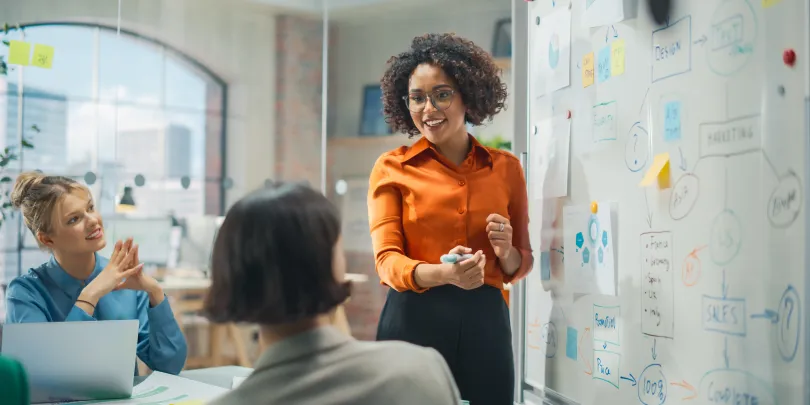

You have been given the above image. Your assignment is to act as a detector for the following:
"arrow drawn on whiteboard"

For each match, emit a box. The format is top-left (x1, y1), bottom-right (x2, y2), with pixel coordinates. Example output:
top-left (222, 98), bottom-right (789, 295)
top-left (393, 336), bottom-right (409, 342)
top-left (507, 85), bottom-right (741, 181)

top-left (643, 190), bottom-right (653, 228)
top-left (639, 87), bottom-right (650, 115)
top-left (670, 380), bottom-right (697, 400)
top-left (677, 147), bottom-right (687, 171)
top-left (723, 336), bottom-right (730, 368)
top-left (651, 338), bottom-right (658, 360)
top-left (620, 374), bottom-right (637, 387)
top-left (579, 328), bottom-right (593, 375)
top-left (604, 25), bottom-right (618, 43)
top-left (693, 34), bottom-right (708, 46)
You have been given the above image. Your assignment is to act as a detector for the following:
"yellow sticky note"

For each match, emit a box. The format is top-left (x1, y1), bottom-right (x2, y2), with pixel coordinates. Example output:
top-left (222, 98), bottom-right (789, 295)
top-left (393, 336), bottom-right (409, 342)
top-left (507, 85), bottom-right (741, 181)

top-left (639, 152), bottom-right (671, 189)
top-left (611, 39), bottom-right (625, 76)
top-left (582, 52), bottom-right (595, 88)
top-left (170, 401), bottom-right (205, 405)
top-left (8, 40), bottom-right (31, 66)
top-left (762, 0), bottom-right (781, 7)
top-left (31, 43), bottom-right (54, 69)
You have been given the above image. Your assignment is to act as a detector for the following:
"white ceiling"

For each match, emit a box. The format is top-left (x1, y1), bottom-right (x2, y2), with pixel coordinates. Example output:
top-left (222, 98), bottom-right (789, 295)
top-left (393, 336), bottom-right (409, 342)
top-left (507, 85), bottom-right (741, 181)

top-left (248, 0), bottom-right (509, 21)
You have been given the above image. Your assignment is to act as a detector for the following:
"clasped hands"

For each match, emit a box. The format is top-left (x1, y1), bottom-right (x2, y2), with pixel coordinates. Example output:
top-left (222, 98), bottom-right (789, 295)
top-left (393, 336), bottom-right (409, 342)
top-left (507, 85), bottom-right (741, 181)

top-left (440, 214), bottom-right (512, 290)
top-left (80, 238), bottom-right (164, 307)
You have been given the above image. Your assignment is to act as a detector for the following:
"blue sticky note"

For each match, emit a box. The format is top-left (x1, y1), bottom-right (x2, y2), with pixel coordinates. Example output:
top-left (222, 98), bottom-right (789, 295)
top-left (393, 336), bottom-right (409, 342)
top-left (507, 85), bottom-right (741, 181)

top-left (541, 252), bottom-right (551, 280)
top-left (597, 46), bottom-right (611, 83)
top-left (566, 327), bottom-right (578, 360)
top-left (664, 101), bottom-right (682, 142)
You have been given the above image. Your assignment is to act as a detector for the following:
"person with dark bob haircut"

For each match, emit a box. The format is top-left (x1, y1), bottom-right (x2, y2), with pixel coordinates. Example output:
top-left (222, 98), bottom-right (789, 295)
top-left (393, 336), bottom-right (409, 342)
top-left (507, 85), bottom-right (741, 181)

top-left (369, 33), bottom-right (533, 404)
top-left (204, 183), bottom-right (461, 405)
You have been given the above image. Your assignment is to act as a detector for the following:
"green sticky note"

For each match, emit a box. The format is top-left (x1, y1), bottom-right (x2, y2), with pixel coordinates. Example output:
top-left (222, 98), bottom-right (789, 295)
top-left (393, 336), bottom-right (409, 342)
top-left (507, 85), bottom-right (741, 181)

top-left (8, 40), bottom-right (31, 66)
top-left (31, 43), bottom-right (54, 69)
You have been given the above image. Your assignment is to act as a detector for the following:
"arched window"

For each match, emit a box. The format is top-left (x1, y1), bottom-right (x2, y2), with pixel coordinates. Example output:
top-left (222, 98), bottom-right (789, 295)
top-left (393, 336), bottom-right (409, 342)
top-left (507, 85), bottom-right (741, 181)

top-left (0, 23), bottom-right (227, 278)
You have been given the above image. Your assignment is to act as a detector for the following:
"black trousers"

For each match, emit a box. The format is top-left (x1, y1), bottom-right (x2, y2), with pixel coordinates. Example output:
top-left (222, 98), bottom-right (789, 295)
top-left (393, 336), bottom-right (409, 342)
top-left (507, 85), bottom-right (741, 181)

top-left (376, 285), bottom-right (514, 405)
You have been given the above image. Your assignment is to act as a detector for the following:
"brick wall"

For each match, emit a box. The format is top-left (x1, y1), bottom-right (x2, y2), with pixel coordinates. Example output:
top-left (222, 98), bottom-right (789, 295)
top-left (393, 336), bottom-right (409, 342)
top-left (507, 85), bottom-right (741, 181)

top-left (274, 14), bottom-right (326, 187)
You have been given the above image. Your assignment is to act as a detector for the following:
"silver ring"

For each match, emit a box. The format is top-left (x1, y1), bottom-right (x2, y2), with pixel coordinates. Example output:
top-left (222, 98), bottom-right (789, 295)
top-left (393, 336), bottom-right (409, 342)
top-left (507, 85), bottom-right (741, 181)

top-left (499, 222), bottom-right (504, 232)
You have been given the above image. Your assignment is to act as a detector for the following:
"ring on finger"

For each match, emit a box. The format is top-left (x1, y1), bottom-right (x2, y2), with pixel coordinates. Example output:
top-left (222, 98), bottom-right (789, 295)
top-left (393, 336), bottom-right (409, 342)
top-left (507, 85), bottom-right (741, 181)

top-left (499, 222), bottom-right (504, 232)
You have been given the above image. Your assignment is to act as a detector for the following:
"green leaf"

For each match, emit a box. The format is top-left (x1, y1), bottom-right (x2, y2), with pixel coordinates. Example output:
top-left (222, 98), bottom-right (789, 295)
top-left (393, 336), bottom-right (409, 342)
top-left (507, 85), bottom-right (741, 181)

top-left (0, 176), bottom-right (12, 183)
top-left (2, 202), bottom-right (11, 208)
top-left (29, 125), bottom-right (40, 133)
top-left (21, 139), bottom-right (33, 148)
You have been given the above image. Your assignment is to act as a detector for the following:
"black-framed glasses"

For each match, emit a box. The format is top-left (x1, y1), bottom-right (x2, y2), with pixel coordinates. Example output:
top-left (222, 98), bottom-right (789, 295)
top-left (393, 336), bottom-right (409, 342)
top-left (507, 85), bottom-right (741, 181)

top-left (403, 89), bottom-right (455, 112)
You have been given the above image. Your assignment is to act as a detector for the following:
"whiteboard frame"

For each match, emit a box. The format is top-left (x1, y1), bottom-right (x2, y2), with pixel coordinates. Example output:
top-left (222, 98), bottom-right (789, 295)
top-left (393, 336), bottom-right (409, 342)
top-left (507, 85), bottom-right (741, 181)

top-left (512, 0), bottom-right (810, 404)
top-left (804, 0), bottom-right (810, 402)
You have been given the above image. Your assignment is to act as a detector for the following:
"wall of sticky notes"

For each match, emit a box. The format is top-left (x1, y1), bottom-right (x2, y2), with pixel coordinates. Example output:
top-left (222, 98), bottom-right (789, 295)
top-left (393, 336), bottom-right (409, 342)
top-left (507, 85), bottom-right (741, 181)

top-left (519, 0), bottom-right (808, 404)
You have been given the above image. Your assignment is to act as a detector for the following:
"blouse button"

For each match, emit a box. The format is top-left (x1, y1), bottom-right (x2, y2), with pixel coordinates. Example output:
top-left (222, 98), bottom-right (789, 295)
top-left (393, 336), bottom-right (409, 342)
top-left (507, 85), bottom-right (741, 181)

top-left (458, 207), bottom-right (465, 214)
top-left (458, 180), bottom-right (466, 186)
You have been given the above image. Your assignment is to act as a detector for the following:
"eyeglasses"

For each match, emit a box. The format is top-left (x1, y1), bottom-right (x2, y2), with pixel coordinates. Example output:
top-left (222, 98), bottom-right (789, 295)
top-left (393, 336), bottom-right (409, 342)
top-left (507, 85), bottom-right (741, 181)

top-left (403, 89), bottom-right (455, 112)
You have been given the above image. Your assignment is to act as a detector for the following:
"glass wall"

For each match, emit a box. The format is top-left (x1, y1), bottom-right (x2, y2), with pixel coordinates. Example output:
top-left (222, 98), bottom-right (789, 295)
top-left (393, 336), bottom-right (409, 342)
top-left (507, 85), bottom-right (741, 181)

top-left (0, 23), bottom-right (225, 279)
top-left (0, 0), bottom-right (515, 350)
top-left (0, 0), bottom-right (327, 340)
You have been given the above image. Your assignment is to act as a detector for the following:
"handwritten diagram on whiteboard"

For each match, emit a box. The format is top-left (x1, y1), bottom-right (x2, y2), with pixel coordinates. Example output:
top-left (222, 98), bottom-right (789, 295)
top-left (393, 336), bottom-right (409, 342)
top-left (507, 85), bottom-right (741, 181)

top-left (522, 0), bottom-right (806, 403)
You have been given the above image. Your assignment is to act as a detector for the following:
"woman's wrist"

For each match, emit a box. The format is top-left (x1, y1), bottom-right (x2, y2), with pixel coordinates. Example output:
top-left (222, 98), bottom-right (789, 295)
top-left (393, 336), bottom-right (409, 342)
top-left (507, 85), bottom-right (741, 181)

top-left (414, 263), bottom-right (449, 289)
top-left (78, 286), bottom-right (102, 305)
top-left (498, 246), bottom-right (522, 275)
top-left (147, 285), bottom-right (165, 307)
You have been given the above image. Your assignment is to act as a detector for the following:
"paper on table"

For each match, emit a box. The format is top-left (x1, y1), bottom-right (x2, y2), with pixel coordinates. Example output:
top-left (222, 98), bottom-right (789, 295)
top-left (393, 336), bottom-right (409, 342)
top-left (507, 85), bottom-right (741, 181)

top-left (232, 376), bottom-right (247, 388)
top-left (42, 372), bottom-right (228, 405)
top-left (563, 202), bottom-right (617, 295)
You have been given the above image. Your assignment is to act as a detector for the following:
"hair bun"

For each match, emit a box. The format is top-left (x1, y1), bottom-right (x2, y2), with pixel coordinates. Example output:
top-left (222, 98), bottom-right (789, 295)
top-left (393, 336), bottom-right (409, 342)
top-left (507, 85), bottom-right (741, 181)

top-left (10, 171), bottom-right (45, 209)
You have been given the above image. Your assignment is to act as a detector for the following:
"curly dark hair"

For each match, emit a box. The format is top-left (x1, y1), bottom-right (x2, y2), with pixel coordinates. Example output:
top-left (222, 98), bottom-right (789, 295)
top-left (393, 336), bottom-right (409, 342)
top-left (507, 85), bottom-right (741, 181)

top-left (381, 33), bottom-right (508, 137)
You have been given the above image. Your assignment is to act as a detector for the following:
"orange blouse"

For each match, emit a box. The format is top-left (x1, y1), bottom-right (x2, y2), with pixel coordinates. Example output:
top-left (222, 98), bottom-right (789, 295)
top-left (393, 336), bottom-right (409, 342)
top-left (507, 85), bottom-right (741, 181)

top-left (368, 135), bottom-right (533, 293)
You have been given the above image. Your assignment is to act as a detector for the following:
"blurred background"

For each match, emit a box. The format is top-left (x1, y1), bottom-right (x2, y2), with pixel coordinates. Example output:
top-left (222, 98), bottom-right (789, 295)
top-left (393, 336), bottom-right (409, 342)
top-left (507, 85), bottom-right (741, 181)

top-left (0, 0), bottom-right (515, 369)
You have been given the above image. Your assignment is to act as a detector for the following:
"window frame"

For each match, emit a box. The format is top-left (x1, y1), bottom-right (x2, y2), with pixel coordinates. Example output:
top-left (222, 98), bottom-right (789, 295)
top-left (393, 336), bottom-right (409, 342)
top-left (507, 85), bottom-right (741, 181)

top-left (3, 22), bottom-right (228, 278)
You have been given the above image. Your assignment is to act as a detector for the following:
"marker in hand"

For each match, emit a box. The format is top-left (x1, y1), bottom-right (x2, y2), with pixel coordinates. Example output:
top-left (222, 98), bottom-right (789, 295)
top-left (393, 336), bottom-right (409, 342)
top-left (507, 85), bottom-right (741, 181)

top-left (440, 253), bottom-right (474, 264)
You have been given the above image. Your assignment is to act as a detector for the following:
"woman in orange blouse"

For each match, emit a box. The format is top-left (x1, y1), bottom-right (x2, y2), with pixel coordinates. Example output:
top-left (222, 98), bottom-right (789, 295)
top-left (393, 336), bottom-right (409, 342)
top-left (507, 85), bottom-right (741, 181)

top-left (369, 33), bottom-right (533, 405)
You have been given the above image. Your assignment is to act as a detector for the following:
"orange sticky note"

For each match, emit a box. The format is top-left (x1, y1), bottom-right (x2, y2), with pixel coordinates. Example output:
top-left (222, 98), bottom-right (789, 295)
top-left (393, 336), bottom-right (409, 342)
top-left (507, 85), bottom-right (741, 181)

top-left (639, 152), bottom-right (671, 189)
top-left (582, 52), bottom-right (595, 88)
top-left (8, 40), bottom-right (31, 66)
top-left (31, 43), bottom-right (54, 69)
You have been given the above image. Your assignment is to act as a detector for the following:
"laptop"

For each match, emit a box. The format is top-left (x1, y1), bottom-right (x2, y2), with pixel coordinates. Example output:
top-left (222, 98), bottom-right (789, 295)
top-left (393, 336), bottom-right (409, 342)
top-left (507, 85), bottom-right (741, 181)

top-left (1, 320), bottom-right (139, 404)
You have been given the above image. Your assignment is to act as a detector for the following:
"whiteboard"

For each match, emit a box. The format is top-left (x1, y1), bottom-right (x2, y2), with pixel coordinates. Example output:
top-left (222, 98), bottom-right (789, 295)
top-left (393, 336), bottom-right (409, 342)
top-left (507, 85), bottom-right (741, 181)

top-left (520, 0), bottom-right (808, 404)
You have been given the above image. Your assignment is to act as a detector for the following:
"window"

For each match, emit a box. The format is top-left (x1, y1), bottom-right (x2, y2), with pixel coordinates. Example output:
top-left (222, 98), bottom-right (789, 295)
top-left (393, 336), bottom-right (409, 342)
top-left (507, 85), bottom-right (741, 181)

top-left (0, 23), bottom-right (227, 281)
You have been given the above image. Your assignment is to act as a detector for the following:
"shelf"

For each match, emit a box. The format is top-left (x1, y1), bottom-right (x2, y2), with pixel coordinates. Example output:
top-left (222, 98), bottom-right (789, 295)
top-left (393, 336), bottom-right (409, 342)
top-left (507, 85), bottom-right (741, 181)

top-left (494, 57), bottom-right (511, 71)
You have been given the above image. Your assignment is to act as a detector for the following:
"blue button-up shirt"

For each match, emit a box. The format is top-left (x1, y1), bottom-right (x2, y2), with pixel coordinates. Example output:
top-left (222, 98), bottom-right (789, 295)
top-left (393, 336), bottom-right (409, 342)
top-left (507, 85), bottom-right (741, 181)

top-left (5, 253), bottom-right (188, 375)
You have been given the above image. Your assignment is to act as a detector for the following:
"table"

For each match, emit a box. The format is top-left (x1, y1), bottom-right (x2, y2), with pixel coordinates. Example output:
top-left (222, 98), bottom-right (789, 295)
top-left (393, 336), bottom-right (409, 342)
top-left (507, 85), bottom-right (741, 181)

top-left (180, 366), bottom-right (254, 389)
